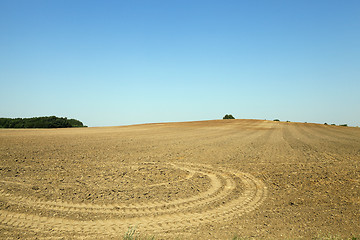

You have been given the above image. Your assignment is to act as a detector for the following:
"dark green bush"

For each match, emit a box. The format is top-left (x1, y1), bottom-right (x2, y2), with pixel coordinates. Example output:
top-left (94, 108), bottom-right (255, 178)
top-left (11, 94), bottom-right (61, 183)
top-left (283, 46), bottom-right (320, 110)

top-left (273, 119), bottom-right (280, 122)
top-left (68, 118), bottom-right (84, 127)
top-left (223, 114), bottom-right (235, 119)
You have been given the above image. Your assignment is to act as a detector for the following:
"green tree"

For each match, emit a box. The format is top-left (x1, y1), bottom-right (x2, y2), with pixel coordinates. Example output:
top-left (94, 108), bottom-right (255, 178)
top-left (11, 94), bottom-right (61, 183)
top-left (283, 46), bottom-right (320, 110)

top-left (223, 114), bottom-right (235, 119)
top-left (0, 116), bottom-right (86, 128)
top-left (68, 118), bottom-right (84, 127)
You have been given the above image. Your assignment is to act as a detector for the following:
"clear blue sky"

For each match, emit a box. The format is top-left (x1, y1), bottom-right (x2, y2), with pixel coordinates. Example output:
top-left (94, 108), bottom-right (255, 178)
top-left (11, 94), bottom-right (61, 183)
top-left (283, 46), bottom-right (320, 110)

top-left (1, 0), bottom-right (359, 127)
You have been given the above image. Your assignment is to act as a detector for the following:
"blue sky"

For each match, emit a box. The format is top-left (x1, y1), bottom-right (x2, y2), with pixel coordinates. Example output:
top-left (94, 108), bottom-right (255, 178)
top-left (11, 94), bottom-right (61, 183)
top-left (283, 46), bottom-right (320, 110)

top-left (1, 0), bottom-right (359, 127)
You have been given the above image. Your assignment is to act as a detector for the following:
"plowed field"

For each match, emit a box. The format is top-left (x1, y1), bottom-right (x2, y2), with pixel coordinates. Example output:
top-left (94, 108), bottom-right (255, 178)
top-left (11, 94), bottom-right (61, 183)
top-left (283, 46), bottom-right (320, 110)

top-left (0, 119), bottom-right (359, 239)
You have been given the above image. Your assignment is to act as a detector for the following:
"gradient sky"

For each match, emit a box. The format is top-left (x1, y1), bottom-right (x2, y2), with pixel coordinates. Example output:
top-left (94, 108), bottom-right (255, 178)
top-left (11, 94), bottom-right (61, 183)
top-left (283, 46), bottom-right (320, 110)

top-left (1, 0), bottom-right (359, 127)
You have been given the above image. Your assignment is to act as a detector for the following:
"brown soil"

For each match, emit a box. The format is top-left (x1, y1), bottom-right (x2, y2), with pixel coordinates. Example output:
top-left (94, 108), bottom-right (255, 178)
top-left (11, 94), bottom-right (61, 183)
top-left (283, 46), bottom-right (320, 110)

top-left (0, 119), bottom-right (359, 239)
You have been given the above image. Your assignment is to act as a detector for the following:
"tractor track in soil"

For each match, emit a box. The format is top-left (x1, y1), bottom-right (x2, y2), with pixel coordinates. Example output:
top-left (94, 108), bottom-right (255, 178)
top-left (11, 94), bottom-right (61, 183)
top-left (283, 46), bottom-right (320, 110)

top-left (0, 163), bottom-right (267, 236)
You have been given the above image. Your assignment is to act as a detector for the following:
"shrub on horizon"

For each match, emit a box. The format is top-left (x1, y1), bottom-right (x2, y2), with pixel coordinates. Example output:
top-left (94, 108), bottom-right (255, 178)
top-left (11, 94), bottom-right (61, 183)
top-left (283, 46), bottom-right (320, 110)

top-left (223, 114), bottom-right (235, 119)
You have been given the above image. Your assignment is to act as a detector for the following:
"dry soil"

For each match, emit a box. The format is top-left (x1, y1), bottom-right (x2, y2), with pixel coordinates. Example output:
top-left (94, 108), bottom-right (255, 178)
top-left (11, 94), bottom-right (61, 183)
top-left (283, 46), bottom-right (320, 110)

top-left (0, 119), bottom-right (359, 239)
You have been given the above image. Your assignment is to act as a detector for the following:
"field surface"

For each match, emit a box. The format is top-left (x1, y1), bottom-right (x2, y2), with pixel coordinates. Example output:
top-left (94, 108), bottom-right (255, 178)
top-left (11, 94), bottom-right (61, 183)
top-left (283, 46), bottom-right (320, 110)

top-left (0, 119), bottom-right (359, 239)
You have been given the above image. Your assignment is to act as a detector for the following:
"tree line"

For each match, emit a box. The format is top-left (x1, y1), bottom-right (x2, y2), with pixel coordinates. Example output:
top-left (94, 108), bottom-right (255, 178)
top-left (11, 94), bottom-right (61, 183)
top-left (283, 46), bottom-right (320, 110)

top-left (0, 116), bottom-right (86, 128)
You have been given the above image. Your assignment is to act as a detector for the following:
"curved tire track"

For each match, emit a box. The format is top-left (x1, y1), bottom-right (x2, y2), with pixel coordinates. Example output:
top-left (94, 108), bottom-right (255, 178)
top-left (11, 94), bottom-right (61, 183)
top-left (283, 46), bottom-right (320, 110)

top-left (0, 163), bottom-right (267, 236)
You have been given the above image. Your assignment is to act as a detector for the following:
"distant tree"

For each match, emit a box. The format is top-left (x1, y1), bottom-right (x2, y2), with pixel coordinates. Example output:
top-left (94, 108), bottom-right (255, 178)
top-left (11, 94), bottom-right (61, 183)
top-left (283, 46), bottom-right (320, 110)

top-left (68, 118), bottom-right (84, 127)
top-left (0, 116), bottom-right (86, 128)
top-left (273, 119), bottom-right (280, 122)
top-left (223, 114), bottom-right (235, 119)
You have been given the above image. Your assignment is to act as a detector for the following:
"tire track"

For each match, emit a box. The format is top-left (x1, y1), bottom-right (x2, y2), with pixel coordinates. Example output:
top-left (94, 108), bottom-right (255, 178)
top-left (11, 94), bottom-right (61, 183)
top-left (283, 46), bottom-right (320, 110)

top-left (0, 164), bottom-right (226, 214)
top-left (0, 163), bottom-right (267, 237)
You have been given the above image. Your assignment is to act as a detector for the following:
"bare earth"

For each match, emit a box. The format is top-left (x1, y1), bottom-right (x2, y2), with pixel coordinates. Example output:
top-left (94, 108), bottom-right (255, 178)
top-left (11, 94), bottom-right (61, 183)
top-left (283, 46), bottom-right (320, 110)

top-left (0, 119), bottom-right (359, 239)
